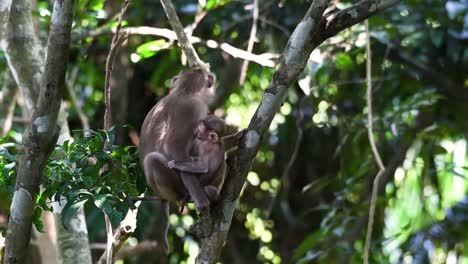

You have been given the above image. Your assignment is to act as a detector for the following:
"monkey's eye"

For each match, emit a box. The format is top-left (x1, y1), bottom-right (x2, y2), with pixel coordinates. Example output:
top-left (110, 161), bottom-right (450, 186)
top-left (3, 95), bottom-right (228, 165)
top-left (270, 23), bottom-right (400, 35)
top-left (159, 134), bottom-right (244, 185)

top-left (207, 74), bottom-right (214, 88)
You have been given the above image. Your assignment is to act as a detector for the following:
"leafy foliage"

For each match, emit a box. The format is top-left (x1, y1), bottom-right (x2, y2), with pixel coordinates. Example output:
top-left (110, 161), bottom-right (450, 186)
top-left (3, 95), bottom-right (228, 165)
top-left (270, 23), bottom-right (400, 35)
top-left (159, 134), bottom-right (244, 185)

top-left (41, 128), bottom-right (144, 227)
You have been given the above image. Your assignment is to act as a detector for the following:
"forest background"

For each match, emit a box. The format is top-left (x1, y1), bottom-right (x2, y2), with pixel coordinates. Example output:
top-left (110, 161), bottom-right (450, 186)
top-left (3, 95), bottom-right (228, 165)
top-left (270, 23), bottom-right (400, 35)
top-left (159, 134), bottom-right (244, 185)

top-left (0, 0), bottom-right (467, 263)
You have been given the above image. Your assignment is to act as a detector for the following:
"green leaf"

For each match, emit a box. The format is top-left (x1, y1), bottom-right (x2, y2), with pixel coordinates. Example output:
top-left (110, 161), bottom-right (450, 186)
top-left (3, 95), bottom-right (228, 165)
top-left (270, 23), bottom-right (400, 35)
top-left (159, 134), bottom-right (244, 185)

top-left (94, 194), bottom-right (123, 226)
top-left (136, 40), bottom-right (168, 59)
top-left (61, 199), bottom-right (88, 227)
top-left (302, 178), bottom-right (333, 194)
top-left (335, 53), bottom-right (354, 71)
top-left (89, 0), bottom-right (105, 11)
top-left (33, 207), bottom-right (45, 233)
top-left (292, 230), bottom-right (324, 261)
top-left (0, 148), bottom-right (15, 161)
top-left (3, 162), bottom-right (16, 178)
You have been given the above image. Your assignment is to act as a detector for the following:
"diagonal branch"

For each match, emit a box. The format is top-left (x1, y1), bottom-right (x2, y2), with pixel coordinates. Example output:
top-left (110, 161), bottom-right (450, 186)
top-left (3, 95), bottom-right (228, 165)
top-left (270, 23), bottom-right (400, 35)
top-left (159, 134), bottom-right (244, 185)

top-left (197, 1), bottom-right (331, 262)
top-left (198, 0), bottom-right (401, 262)
top-left (159, 0), bottom-right (206, 69)
top-left (322, 0), bottom-right (401, 40)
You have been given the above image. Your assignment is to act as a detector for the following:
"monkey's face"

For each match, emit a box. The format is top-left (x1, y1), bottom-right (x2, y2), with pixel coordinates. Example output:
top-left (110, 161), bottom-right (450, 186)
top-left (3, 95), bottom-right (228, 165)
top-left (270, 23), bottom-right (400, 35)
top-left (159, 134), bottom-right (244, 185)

top-left (196, 123), bottom-right (220, 143)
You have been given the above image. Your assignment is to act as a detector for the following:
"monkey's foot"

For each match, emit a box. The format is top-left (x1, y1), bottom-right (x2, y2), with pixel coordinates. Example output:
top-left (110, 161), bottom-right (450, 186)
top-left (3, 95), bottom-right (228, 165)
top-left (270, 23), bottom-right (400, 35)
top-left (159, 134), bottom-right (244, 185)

top-left (189, 213), bottom-right (214, 238)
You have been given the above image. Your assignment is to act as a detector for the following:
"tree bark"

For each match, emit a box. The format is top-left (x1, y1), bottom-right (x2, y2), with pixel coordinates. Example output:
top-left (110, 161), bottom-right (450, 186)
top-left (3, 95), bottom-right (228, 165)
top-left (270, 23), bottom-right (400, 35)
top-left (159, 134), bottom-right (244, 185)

top-left (0, 0), bottom-right (12, 41)
top-left (196, 0), bottom-right (402, 262)
top-left (1, 0), bottom-right (43, 114)
top-left (0, 74), bottom-right (18, 137)
top-left (3, 0), bottom-right (76, 263)
top-left (1, 0), bottom-right (93, 261)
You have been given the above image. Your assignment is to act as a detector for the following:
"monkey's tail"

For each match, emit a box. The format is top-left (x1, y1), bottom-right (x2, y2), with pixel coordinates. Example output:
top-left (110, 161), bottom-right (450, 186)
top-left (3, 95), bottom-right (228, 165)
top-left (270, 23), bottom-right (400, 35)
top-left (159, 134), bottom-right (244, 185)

top-left (161, 200), bottom-right (170, 254)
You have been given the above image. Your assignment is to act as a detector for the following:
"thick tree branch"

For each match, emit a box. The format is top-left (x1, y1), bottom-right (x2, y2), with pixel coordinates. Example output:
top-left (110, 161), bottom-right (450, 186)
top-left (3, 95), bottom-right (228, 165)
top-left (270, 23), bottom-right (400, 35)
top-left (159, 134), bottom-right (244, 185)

top-left (197, 1), bottom-right (330, 262)
top-left (197, 0), bottom-right (402, 262)
top-left (322, 0), bottom-right (400, 40)
top-left (4, 0), bottom-right (75, 263)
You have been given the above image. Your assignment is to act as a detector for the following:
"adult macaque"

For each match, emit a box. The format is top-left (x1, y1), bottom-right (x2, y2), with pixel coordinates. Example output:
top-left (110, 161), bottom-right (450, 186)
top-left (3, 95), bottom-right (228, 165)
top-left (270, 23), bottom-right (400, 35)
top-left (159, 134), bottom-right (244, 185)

top-left (168, 115), bottom-right (244, 202)
top-left (140, 68), bottom-right (214, 253)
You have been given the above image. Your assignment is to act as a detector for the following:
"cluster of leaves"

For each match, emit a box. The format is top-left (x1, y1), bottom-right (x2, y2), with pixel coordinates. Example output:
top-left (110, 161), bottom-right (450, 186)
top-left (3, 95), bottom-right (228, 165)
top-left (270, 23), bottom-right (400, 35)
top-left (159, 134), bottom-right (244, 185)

top-left (0, 128), bottom-right (145, 233)
top-left (38, 128), bottom-right (145, 228)
top-left (0, 138), bottom-right (16, 198)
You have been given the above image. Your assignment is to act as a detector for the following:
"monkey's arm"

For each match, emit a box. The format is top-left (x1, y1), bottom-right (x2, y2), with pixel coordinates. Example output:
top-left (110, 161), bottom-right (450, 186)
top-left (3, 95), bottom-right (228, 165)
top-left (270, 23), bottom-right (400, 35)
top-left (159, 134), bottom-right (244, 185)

top-left (222, 129), bottom-right (247, 152)
top-left (168, 159), bottom-right (209, 174)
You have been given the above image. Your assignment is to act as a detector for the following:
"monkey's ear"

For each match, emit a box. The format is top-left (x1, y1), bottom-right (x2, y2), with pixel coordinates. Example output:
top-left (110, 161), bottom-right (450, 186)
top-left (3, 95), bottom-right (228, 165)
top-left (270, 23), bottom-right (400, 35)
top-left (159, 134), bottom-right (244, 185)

top-left (172, 76), bottom-right (179, 84)
top-left (208, 132), bottom-right (219, 143)
top-left (207, 74), bottom-right (214, 88)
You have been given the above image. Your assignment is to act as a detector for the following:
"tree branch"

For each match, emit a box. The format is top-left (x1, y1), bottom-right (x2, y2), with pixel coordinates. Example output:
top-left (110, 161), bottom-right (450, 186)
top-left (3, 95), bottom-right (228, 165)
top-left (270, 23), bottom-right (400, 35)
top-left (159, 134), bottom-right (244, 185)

top-left (196, 1), bottom-right (330, 262)
top-left (97, 199), bottom-right (142, 264)
top-left (197, 0), bottom-right (402, 262)
top-left (100, 1), bottom-right (131, 263)
top-left (159, 0), bottom-right (205, 69)
top-left (75, 26), bottom-right (278, 67)
top-left (363, 20), bottom-right (385, 264)
top-left (239, 0), bottom-right (259, 84)
top-left (3, 0), bottom-right (75, 263)
top-left (322, 0), bottom-right (400, 40)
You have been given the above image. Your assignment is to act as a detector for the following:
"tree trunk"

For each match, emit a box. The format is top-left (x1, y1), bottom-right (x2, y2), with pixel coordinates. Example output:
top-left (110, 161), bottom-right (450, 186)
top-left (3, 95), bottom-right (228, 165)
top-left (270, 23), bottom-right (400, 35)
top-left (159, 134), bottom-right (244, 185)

top-left (3, 0), bottom-right (76, 263)
top-left (1, 0), bottom-right (92, 262)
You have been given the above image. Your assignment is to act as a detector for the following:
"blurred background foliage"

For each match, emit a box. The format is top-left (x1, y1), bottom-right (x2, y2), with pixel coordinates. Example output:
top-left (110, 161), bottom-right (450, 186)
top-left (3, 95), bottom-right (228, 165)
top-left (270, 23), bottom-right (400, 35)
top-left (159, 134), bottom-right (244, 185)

top-left (0, 0), bottom-right (467, 263)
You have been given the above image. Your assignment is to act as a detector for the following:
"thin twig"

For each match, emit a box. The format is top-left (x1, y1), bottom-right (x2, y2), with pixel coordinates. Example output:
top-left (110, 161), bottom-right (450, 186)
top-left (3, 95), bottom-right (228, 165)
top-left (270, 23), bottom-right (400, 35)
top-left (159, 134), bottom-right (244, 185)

top-left (159, 0), bottom-right (206, 69)
top-left (101, 1), bottom-right (130, 263)
top-left (363, 20), bottom-right (385, 264)
top-left (103, 0), bottom-right (130, 131)
top-left (239, 0), bottom-right (259, 84)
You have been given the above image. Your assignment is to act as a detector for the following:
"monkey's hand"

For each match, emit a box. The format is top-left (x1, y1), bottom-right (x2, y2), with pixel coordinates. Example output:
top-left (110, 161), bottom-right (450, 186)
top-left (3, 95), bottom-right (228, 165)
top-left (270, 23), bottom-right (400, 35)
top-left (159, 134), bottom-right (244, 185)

top-left (167, 159), bottom-right (209, 173)
top-left (223, 128), bottom-right (247, 152)
top-left (167, 160), bottom-right (176, 169)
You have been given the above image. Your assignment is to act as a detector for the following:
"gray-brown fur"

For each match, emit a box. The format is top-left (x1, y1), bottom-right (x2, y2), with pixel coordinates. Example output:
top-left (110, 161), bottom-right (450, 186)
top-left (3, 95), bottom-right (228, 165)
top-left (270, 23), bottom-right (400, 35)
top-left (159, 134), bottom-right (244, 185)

top-left (139, 68), bottom-right (214, 253)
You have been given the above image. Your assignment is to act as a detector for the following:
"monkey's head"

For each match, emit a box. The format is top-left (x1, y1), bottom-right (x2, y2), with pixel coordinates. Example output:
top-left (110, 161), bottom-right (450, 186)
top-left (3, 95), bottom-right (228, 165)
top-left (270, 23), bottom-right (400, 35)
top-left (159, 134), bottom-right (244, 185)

top-left (172, 68), bottom-right (215, 100)
top-left (196, 115), bottom-right (226, 143)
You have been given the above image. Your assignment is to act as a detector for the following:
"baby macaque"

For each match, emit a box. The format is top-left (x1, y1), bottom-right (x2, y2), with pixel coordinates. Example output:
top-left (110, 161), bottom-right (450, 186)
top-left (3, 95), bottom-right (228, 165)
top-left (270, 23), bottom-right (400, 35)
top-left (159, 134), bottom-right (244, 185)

top-left (168, 115), bottom-right (237, 202)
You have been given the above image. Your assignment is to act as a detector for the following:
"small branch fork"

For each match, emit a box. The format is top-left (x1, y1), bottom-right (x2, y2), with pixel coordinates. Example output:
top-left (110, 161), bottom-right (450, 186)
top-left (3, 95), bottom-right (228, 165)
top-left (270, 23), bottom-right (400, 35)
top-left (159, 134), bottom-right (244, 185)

top-left (363, 20), bottom-right (386, 264)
